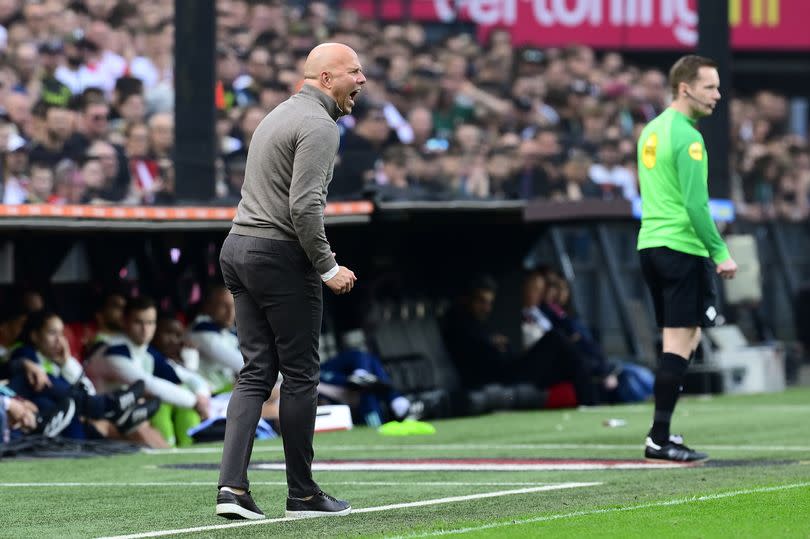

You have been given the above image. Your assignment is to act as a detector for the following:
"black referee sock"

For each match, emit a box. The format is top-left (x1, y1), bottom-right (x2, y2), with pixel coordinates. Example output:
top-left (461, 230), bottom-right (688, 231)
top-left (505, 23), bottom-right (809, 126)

top-left (649, 352), bottom-right (690, 445)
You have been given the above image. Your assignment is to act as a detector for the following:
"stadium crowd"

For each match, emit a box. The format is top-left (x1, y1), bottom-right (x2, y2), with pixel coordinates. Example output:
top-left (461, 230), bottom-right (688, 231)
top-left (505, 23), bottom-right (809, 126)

top-left (0, 0), bottom-right (806, 220)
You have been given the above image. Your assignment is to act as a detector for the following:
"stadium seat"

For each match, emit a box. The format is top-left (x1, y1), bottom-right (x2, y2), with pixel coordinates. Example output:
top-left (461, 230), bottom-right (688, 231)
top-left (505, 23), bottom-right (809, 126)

top-left (365, 299), bottom-right (551, 418)
top-left (64, 321), bottom-right (97, 362)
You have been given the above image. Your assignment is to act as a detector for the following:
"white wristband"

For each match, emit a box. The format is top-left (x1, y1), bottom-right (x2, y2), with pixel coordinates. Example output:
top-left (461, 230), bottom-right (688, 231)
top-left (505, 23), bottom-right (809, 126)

top-left (321, 264), bottom-right (339, 282)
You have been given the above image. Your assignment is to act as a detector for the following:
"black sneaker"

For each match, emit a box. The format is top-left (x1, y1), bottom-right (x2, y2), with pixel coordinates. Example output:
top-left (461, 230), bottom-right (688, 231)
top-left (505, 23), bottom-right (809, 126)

top-left (286, 491), bottom-right (351, 518)
top-left (215, 489), bottom-right (266, 520)
top-left (645, 436), bottom-right (709, 463)
top-left (34, 398), bottom-right (76, 437)
top-left (115, 398), bottom-right (161, 435)
top-left (105, 380), bottom-right (146, 419)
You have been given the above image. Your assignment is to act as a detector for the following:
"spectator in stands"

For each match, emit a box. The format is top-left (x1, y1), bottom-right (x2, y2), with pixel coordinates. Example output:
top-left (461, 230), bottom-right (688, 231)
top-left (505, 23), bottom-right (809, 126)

top-left (24, 160), bottom-right (55, 203)
top-left (216, 109), bottom-right (240, 157)
top-left (774, 168), bottom-right (809, 222)
top-left (498, 138), bottom-right (553, 200)
top-left (215, 46), bottom-right (242, 112)
top-left (331, 99), bottom-right (391, 200)
top-left (2, 132), bottom-right (30, 203)
top-left (450, 150), bottom-right (491, 199)
top-left (51, 158), bottom-right (82, 204)
top-left (186, 284), bottom-right (241, 395)
top-left (129, 22), bottom-right (174, 93)
top-left (76, 153), bottom-right (106, 204)
top-left (485, 147), bottom-right (516, 199)
top-left (84, 19), bottom-right (127, 92)
top-left (93, 296), bottom-right (206, 447)
top-left (220, 153), bottom-right (246, 202)
top-left (574, 104), bottom-right (610, 156)
top-left (556, 151), bottom-right (601, 201)
top-left (64, 95), bottom-right (110, 160)
top-left (235, 106), bottom-right (266, 151)
top-left (124, 122), bottom-right (159, 202)
top-left (233, 46), bottom-right (275, 106)
top-left (407, 105), bottom-right (434, 154)
top-left (258, 80), bottom-right (290, 114)
top-left (636, 69), bottom-right (668, 120)
top-left (738, 154), bottom-right (784, 222)
top-left (534, 128), bottom-right (564, 179)
top-left (21, 2), bottom-right (51, 44)
top-left (0, 0), bottom-right (802, 213)
top-left (589, 138), bottom-right (637, 199)
top-left (28, 103), bottom-right (73, 167)
top-left (10, 41), bottom-right (39, 95)
top-left (35, 40), bottom-right (72, 108)
top-left (147, 111), bottom-right (173, 160)
top-left (112, 92), bottom-right (146, 136)
top-left (374, 146), bottom-right (416, 201)
top-left (85, 139), bottom-right (127, 202)
top-left (0, 118), bottom-right (16, 156)
top-left (5, 91), bottom-right (33, 139)
top-left (55, 31), bottom-right (110, 96)
top-left (153, 157), bottom-right (175, 204)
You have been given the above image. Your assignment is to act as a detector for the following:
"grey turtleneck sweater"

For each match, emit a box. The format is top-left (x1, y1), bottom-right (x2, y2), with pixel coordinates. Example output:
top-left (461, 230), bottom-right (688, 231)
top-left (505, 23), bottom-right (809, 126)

top-left (231, 84), bottom-right (342, 276)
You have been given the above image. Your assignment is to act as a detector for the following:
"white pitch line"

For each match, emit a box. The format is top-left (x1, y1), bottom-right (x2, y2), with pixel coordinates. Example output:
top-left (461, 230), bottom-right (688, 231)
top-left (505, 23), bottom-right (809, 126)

top-left (95, 482), bottom-right (601, 539)
top-left (252, 462), bottom-right (686, 471)
top-left (577, 404), bottom-right (810, 413)
top-left (390, 482), bottom-right (810, 538)
top-left (0, 481), bottom-right (549, 488)
top-left (142, 443), bottom-right (810, 455)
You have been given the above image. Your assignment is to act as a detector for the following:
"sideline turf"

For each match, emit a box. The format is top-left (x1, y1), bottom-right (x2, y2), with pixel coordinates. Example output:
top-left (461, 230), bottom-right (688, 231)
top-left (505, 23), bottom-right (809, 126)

top-left (1, 388), bottom-right (809, 538)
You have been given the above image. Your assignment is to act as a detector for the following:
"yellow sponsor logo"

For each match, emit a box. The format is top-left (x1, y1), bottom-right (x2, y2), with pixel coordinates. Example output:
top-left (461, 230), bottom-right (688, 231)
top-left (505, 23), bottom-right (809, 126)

top-left (689, 142), bottom-right (703, 161)
top-left (642, 134), bottom-right (658, 168)
top-left (729, 0), bottom-right (780, 27)
top-left (642, 133), bottom-right (657, 169)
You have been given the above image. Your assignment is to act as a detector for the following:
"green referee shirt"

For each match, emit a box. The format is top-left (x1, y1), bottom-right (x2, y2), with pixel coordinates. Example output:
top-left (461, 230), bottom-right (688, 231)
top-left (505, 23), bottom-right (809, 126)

top-left (636, 107), bottom-right (730, 264)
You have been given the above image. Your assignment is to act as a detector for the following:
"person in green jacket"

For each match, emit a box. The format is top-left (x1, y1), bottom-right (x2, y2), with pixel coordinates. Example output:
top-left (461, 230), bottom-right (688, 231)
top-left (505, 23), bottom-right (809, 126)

top-left (636, 55), bottom-right (738, 463)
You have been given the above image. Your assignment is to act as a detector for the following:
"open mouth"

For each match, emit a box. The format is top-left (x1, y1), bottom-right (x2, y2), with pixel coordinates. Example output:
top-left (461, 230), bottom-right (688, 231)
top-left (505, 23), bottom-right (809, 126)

top-left (347, 89), bottom-right (361, 108)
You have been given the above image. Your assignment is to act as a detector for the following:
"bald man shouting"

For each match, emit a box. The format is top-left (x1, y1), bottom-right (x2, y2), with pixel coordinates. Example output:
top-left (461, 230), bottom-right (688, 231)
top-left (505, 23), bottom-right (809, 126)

top-left (216, 43), bottom-right (364, 520)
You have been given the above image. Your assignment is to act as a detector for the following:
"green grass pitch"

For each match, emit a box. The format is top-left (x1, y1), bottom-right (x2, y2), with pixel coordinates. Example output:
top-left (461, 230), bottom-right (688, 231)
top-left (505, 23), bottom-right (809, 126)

top-left (1, 388), bottom-right (809, 538)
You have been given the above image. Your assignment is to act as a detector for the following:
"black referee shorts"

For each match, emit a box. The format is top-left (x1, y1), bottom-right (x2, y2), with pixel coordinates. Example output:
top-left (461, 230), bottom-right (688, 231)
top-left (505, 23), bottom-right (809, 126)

top-left (639, 246), bottom-right (718, 329)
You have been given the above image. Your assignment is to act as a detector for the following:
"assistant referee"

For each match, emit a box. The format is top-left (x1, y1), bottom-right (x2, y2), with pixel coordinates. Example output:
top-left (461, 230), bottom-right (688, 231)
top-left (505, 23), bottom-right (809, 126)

top-left (636, 55), bottom-right (738, 463)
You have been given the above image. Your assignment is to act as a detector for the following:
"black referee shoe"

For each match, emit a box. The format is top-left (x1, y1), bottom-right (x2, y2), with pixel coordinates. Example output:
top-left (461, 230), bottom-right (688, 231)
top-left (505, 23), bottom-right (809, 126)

top-left (286, 491), bottom-right (351, 518)
top-left (216, 489), bottom-right (266, 520)
top-left (645, 436), bottom-right (709, 463)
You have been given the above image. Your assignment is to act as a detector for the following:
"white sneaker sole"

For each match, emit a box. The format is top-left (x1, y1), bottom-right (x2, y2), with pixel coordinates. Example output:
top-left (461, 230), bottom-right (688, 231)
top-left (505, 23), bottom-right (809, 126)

top-left (216, 503), bottom-right (266, 520)
top-left (644, 456), bottom-right (709, 464)
top-left (285, 507), bottom-right (352, 519)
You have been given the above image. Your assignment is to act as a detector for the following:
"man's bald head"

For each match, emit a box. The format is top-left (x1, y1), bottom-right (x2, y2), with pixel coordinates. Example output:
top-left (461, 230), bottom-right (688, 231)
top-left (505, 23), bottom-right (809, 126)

top-left (303, 43), bottom-right (356, 79)
top-left (302, 42), bottom-right (366, 114)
